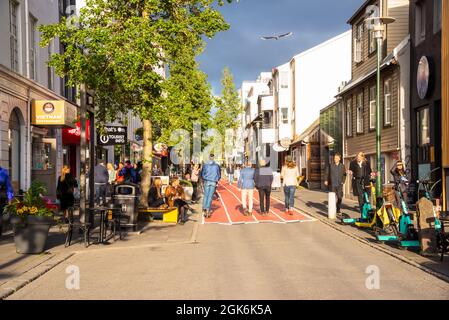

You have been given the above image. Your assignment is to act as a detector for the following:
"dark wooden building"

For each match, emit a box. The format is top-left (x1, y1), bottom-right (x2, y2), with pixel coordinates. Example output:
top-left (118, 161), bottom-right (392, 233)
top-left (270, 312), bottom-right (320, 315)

top-left (410, 0), bottom-right (443, 200)
top-left (441, 0), bottom-right (449, 209)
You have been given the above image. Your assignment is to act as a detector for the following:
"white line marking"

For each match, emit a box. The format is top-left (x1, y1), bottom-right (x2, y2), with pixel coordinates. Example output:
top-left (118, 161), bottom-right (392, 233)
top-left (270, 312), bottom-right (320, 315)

top-left (220, 183), bottom-right (259, 223)
top-left (216, 188), bottom-right (233, 225)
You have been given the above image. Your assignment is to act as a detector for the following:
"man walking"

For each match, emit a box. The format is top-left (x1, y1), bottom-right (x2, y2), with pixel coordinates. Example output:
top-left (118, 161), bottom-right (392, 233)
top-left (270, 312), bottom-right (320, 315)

top-left (324, 153), bottom-right (347, 215)
top-left (201, 154), bottom-right (221, 218)
top-left (226, 163), bottom-right (235, 185)
top-left (254, 159), bottom-right (273, 215)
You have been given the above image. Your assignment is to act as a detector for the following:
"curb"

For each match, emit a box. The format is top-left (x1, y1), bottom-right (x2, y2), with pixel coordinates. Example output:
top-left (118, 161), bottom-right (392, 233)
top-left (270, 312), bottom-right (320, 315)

top-left (298, 203), bottom-right (449, 284)
top-left (0, 252), bottom-right (75, 300)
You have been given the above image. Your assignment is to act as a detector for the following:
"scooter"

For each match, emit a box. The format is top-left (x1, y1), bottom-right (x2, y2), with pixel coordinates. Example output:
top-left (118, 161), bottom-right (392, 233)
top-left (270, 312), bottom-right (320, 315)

top-left (342, 178), bottom-right (379, 229)
top-left (376, 177), bottom-right (420, 248)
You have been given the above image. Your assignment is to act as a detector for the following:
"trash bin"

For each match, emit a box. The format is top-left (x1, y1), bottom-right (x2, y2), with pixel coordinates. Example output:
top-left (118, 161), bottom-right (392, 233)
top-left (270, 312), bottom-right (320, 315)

top-left (113, 183), bottom-right (140, 231)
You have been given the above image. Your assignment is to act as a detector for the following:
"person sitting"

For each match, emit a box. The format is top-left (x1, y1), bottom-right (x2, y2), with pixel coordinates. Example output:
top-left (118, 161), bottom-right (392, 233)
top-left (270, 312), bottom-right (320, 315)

top-left (148, 178), bottom-right (166, 208)
top-left (165, 177), bottom-right (194, 225)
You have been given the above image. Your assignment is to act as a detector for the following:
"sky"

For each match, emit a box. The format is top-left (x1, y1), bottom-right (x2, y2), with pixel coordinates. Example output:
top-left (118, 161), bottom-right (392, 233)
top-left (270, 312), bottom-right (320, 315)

top-left (198, 0), bottom-right (363, 95)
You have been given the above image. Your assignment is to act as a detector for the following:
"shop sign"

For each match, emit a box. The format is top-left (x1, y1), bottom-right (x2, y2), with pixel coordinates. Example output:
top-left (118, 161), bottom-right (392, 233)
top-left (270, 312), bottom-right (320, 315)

top-left (97, 126), bottom-right (128, 146)
top-left (31, 100), bottom-right (77, 127)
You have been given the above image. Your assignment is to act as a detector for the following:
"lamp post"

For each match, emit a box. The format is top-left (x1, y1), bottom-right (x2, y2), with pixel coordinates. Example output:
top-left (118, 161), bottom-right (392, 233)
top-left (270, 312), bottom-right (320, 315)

top-left (366, 15), bottom-right (395, 209)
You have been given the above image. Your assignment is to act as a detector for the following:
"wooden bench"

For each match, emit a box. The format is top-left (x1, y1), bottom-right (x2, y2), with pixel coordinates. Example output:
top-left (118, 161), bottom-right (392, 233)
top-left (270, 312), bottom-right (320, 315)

top-left (138, 207), bottom-right (179, 224)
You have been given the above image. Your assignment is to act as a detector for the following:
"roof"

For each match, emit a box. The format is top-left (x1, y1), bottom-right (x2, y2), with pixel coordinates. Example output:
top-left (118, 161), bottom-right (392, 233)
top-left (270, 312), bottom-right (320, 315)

top-left (292, 118), bottom-right (320, 145)
top-left (347, 0), bottom-right (375, 24)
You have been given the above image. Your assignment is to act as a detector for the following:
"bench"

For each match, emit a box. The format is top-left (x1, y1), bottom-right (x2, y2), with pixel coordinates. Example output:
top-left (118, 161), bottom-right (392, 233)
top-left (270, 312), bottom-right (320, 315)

top-left (138, 207), bottom-right (179, 224)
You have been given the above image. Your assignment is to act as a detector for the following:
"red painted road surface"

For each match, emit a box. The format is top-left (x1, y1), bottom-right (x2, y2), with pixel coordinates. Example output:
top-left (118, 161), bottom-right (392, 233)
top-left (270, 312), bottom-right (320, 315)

top-left (203, 181), bottom-right (315, 225)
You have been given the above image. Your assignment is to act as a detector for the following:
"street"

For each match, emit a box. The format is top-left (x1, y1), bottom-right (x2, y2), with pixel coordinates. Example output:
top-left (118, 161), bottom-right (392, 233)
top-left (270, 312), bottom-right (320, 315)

top-left (6, 184), bottom-right (449, 300)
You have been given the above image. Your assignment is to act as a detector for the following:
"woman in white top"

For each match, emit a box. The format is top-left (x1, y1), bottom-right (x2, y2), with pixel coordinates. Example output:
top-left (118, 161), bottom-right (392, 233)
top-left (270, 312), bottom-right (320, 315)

top-left (280, 156), bottom-right (300, 215)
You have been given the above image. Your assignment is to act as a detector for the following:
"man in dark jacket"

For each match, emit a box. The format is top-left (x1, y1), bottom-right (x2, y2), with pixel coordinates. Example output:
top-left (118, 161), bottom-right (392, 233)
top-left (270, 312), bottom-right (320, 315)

top-left (348, 152), bottom-right (372, 211)
top-left (254, 159), bottom-right (274, 215)
top-left (324, 153), bottom-right (347, 214)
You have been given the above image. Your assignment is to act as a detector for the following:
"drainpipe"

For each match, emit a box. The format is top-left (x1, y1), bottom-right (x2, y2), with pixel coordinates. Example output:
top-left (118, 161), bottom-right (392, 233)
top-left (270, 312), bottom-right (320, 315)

top-left (26, 87), bottom-right (32, 191)
top-left (25, 0), bottom-right (30, 78)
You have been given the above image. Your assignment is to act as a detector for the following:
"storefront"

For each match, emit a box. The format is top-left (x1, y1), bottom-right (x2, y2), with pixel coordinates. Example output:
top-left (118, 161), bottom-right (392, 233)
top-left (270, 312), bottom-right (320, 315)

top-left (62, 120), bottom-right (90, 178)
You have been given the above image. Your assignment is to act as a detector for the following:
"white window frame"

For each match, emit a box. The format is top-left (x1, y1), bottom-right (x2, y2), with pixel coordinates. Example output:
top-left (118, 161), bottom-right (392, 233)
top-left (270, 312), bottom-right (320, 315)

top-left (346, 99), bottom-right (353, 137)
top-left (280, 71), bottom-right (289, 89)
top-left (280, 107), bottom-right (289, 124)
top-left (354, 23), bottom-right (363, 63)
top-left (9, 0), bottom-right (19, 72)
top-left (384, 79), bottom-right (392, 126)
top-left (368, 28), bottom-right (376, 54)
top-left (356, 92), bottom-right (364, 134)
top-left (369, 86), bottom-right (376, 130)
top-left (29, 15), bottom-right (37, 80)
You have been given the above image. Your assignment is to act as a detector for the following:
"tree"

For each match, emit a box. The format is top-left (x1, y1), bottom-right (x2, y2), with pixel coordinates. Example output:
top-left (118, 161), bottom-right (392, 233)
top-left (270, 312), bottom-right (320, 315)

top-left (39, 0), bottom-right (233, 205)
top-left (213, 67), bottom-right (242, 162)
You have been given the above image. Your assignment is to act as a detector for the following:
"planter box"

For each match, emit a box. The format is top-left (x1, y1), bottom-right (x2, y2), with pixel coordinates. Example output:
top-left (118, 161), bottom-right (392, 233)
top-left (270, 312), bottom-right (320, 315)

top-left (11, 216), bottom-right (53, 254)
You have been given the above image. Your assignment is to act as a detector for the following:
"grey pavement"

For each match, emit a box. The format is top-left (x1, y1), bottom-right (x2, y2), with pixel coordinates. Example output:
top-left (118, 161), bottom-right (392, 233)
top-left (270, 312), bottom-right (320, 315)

top-left (4, 195), bottom-right (449, 300)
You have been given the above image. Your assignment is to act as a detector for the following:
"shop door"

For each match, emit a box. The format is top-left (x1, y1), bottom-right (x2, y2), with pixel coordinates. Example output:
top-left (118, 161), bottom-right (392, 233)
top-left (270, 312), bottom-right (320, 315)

top-left (8, 109), bottom-right (22, 192)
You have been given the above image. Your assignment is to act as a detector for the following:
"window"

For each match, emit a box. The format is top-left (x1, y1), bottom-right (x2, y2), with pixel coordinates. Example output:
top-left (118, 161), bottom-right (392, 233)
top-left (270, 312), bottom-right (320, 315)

top-left (280, 71), bottom-right (288, 89)
top-left (356, 92), bottom-right (364, 133)
top-left (354, 23), bottom-right (363, 63)
top-left (280, 108), bottom-right (289, 124)
top-left (434, 0), bottom-right (442, 33)
top-left (369, 86), bottom-right (376, 130)
top-left (368, 28), bottom-right (376, 54)
top-left (29, 15), bottom-right (37, 80)
top-left (346, 98), bottom-right (353, 137)
top-left (384, 79), bottom-right (392, 125)
top-left (418, 107), bottom-right (430, 146)
top-left (416, 2), bottom-right (426, 44)
top-left (32, 141), bottom-right (53, 170)
top-left (9, 0), bottom-right (19, 72)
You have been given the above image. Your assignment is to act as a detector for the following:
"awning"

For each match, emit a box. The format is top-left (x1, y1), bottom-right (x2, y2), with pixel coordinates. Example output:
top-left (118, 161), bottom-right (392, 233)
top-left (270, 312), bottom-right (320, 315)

top-left (62, 120), bottom-right (90, 145)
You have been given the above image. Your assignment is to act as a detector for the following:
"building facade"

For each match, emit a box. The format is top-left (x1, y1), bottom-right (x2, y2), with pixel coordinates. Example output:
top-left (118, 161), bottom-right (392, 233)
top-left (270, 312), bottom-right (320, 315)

top-left (410, 0), bottom-right (443, 201)
top-left (442, 0), bottom-right (449, 209)
top-left (0, 0), bottom-right (80, 198)
top-left (338, 0), bottom-right (410, 200)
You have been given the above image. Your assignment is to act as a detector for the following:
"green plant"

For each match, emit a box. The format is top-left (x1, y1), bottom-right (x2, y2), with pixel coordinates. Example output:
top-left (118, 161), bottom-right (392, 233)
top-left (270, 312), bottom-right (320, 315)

top-left (5, 181), bottom-right (55, 221)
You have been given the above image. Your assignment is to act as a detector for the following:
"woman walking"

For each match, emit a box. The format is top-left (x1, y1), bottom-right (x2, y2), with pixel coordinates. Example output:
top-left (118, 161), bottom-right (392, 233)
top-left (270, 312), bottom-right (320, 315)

top-left (56, 166), bottom-right (78, 220)
top-left (280, 156), bottom-right (300, 215)
top-left (191, 164), bottom-right (201, 203)
top-left (349, 152), bottom-right (372, 211)
top-left (238, 161), bottom-right (256, 216)
top-left (254, 159), bottom-right (273, 215)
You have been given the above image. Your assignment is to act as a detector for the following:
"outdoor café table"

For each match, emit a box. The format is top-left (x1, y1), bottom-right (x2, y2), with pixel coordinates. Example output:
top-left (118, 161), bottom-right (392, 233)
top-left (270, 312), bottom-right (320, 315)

top-left (87, 207), bottom-right (121, 244)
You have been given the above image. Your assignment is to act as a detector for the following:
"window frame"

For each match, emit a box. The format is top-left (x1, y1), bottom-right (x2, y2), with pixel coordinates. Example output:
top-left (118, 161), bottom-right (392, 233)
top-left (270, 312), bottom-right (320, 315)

top-left (356, 92), bottom-right (364, 134)
top-left (346, 98), bottom-right (353, 137)
top-left (354, 23), bottom-right (364, 63)
top-left (29, 15), bottom-right (38, 80)
top-left (384, 79), bottom-right (392, 126)
top-left (369, 86), bottom-right (376, 131)
top-left (416, 2), bottom-right (426, 45)
top-left (417, 107), bottom-right (430, 147)
top-left (9, 0), bottom-right (19, 72)
top-left (434, 0), bottom-right (442, 33)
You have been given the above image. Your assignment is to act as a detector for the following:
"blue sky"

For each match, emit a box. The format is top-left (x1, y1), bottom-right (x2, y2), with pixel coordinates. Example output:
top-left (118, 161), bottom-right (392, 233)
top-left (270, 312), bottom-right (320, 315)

top-left (198, 0), bottom-right (363, 95)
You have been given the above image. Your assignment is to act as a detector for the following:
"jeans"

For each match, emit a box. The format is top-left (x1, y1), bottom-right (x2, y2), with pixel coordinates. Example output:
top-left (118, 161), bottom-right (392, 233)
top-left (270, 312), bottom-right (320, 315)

top-left (202, 180), bottom-right (217, 211)
top-left (241, 189), bottom-right (254, 212)
top-left (227, 174), bottom-right (233, 184)
top-left (95, 183), bottom-right (107, 205)
top-left (284, 186), bottom-right (296, 209)
top-left (258, 187), bottom-right (271, 212)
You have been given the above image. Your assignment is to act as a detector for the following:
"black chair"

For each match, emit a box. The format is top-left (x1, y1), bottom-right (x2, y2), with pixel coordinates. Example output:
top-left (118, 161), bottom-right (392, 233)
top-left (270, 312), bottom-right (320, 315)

top-left (65, 206), bottom-right (90, 248)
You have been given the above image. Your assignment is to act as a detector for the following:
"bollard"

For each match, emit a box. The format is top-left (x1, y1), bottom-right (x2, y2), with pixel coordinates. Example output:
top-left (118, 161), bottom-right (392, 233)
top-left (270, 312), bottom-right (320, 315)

top-left (328, 192), bottom-right (337, 220)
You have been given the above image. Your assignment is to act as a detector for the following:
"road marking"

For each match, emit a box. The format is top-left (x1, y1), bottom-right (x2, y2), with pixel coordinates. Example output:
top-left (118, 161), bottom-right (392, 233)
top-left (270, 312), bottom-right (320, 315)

top-left (215, 188), bottom-right (233, 225)
top-left (220, 183), bottom-right (259, 223)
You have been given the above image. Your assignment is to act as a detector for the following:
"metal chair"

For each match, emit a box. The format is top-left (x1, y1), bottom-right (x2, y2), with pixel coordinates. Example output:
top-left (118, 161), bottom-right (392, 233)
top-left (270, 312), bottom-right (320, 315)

top-left (65, 206), bottom-right (90, 248)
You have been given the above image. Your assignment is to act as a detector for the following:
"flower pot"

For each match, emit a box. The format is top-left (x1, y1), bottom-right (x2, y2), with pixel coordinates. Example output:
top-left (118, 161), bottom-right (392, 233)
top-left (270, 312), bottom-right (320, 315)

top-left (12, 216), bottom-right (53, 254)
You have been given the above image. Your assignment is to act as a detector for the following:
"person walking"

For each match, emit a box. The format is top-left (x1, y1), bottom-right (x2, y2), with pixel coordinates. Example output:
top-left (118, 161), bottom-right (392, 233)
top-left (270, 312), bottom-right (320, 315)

top-left (280, 156), bottom-right (300, 215)
top-left (116, 162), bottom-right (125, 183)
top-left (201, 154), bottom-right (221, 218)
top-left (349, 152), bottom-right (372, 211)
top-left (94, 161), bottom-right (109, 205)
top-left (121, 160), bottom-right (137, 184)
top-left (226, 163), bottom-right (235, 185)
top-left (238, 161), bottom-right (256, 216)
top-left (56, 166), bottom-right (78, 220)
top-left (0, 166), bottom-right (14, 236)
top-left (254, 159), bottom-right (273, 215)
top-left (191, 164), bottom-right (201, 203)
top-left (324, 153), bottom-right (347, 215)
top-left (107, 163), bottom-right (116, 198)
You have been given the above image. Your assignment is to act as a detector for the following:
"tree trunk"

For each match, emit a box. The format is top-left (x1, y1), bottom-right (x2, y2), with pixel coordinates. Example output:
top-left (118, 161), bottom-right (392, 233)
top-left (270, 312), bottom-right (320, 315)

top-left (140, 118), bottom-right (152, 207)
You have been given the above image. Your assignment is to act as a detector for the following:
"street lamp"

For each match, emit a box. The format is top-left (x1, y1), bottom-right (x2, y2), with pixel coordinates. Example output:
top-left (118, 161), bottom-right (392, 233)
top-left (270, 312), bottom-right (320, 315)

top-left (365, 15), bottom-right (395, 209)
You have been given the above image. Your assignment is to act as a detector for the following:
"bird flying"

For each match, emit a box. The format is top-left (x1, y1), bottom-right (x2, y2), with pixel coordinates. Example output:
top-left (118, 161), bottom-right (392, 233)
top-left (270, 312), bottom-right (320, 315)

top-left (260, 32), bottom-right (293, 41)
